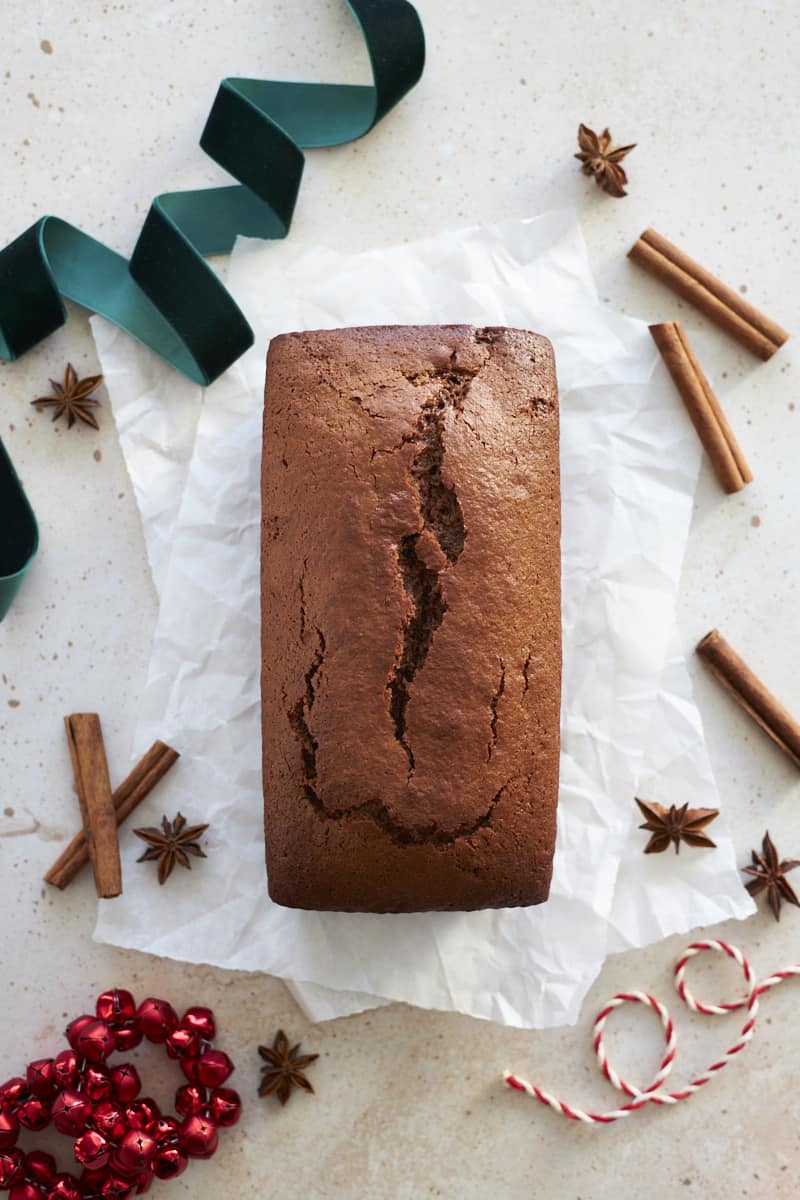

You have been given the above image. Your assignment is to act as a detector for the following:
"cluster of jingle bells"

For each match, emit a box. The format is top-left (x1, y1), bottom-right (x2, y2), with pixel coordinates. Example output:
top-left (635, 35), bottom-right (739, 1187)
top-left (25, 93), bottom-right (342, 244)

top-left (0, 990), bottom-right (241, 1198)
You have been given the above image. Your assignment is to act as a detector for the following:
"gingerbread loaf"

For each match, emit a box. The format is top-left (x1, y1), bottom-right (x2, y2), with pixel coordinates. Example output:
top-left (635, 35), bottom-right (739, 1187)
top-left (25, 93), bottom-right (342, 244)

top-left (261, 325), bottom-right (561, 912)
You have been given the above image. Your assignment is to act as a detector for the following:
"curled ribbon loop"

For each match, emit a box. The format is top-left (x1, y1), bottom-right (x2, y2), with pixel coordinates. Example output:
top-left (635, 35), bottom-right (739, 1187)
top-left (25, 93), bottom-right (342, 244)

top-left (504, 940), bottom-right (800, 1125)
top-left (0, 0), bottom-right (425, 385)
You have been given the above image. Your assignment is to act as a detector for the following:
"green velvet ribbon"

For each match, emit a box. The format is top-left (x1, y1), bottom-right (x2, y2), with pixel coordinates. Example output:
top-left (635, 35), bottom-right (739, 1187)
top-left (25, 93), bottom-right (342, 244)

top-left (0, 439), bottom-right (39, 621)
top-left (0, 0), bottom-right (425, 386)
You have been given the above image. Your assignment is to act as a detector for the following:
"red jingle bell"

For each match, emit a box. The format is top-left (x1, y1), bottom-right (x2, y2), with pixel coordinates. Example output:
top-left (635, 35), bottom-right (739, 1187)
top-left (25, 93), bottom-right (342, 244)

top-left (180, 1007), bottom-right (215, 1042)
top-left (112, 1130), bottom-right (157, 1175)
top-left (92, 1101), bottom-right (127, 1141)
top-left (25, 1061), bottom-right (57, 1100)
top-left (111, 1025), bottom-right (143, 1054)
top-left (83, 1065), bottom-right (113, 1103)
top-left (208, 1086), bottom-right (242, 1127)
top-left (136, 999), bottom-right (177, 1045)
top-left (65, 1016), bottom-right (94, 1053)
top-left (177, 1057), bottom-right (200, 1084)
top-left (151, 1145), bottom-right (188, 1181)
top-left (95, 990), bottom-right (137, 1026)
top-left (99, 1177), bottom-right (135, 1200)
top-left (0, 1079), bottom-right (27, 1113)
top-left (109, 1065), bottom-right (140, 1105)
top-left (0, 1148), bottom-right (25, 1187)
top-left (8, 1182), bottom-right (45, 1200)
top-left (52, 1052), bottom-right (79, 1091)
top-left (194, 1049), bottom-right (233, 1088)
top-left (153, 1115), bottom-right (179, 1141)
top-left (24, 1151), bottom-right (57, 1187)
top-left (78, 1167), bottom-right (106, 1190)
top-left (74, 1130), bottom-right (112, 1170)
top-left (16, 1098), bottom-right (50, 1131)
top-left (174, 1085), bottom-right (206, 1116)
top-left (123, 1098), bottom-right (160, 1132)
top-left (51, 1089), bottom-right (92, 1136)
top-left (132, 1173), bottom-right (153, 1195)
top-left (0, 1109), bottom-right (19, 1149)
top-left (76, 1020), bottom-right (115, 1064)
top-left (165, 1027), bottom-right (200, 1060)
top-left (45, 1175), bottom-right (82, 1200)
top-left (178, 1114), bottom-right (218, 1159)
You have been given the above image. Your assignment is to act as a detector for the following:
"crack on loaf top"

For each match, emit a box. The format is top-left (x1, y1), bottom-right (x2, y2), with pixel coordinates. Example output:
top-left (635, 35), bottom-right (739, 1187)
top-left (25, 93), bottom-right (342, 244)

top-left (287, 626), bottom-right (326, 790)
top-left (385, 365), bottom-right (475, 778)
top-left (302, 779), bottom-right (512, 850)
top-left (487, 659), bottom-right (506, 761)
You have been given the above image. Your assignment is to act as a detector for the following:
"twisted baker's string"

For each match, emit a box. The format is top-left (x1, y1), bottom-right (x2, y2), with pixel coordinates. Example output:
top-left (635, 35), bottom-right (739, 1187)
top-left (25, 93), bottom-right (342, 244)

top-left (504, 940), bottom-right (800, 1124)
top-left (0, 1), bottom-right (425, 385)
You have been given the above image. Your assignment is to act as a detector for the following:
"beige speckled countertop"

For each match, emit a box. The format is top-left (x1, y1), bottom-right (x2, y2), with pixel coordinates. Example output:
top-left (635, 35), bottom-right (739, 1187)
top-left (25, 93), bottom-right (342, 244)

top-left (1, 2), bottom-right (799, 1196)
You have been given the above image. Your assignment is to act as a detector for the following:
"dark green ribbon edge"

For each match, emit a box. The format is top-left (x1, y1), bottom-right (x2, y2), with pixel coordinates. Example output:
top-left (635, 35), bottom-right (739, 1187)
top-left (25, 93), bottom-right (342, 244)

top-left (0, 438), bottom-right (39, 621)
top-left (0, 1), bottom-right (425, 386)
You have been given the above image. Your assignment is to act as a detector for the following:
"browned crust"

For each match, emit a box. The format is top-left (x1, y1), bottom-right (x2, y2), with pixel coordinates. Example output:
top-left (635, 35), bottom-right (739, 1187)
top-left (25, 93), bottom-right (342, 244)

top-left (261, 325), bottom-right (561, 911)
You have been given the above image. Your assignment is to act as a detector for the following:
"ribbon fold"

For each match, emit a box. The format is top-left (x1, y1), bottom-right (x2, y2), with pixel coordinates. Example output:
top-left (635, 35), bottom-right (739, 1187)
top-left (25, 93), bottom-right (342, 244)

top-left (0, 1), bottom-right (425, 385)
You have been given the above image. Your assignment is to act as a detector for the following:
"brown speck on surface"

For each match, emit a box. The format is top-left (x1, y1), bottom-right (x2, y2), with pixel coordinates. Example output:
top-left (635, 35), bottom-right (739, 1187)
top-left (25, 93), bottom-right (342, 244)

top-left (93, 449), bottom-right (102, 462)
top-left (27, 91), bottom-right (40, 108)
top-left (751, 515), bottom-right (761, 527)
top-left (3, 808), bottom-right (14, 818)
top-left (40, 39), bottom-right (53, 54)
top-left (8, 699), bottom-right (20, 708)
top-left (790, 402), bottom-right (796, 412)
top-left (739, 284), bottom-right (748, 293)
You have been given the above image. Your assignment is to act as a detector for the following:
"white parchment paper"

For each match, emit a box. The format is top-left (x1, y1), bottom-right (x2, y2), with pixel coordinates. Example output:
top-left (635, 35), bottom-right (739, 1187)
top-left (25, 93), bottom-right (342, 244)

top-left (92, 212), bottom-right (753, 1028)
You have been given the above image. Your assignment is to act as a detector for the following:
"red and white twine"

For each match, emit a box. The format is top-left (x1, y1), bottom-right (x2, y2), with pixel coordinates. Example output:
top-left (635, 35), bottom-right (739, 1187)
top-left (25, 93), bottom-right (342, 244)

top-left (504, 940), bottom-right (800, 1124)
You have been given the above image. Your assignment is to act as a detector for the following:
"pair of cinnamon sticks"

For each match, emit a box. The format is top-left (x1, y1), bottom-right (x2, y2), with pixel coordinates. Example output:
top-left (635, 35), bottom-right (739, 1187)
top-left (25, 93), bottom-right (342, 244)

top-left (630, 228), bottom-right (789, 362)
top-left (45, 714), bottom-right (178, 896)
top-left (629, 227), bottom-right (789, 495)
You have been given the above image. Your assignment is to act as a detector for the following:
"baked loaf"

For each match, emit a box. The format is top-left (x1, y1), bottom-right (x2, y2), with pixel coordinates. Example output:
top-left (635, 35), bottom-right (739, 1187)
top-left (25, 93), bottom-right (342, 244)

top-left (262, 325), bottom-right (561, 912)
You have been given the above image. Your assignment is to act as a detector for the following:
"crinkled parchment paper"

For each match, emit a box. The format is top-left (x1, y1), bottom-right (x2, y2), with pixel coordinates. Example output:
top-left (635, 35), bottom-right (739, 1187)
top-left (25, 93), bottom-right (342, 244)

top-left (91, 212), bottom-right (753, 1028)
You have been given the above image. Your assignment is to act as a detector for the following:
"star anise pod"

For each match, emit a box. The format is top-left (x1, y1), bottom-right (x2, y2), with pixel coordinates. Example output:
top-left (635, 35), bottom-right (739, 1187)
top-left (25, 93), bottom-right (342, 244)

top-left (575, 124), bottom-right (636, 197)
top-left (258, 1030), bottom-right (318, 1106)
top-left (31, 363), bottom-right (104, 429)
top-left (742, 831), bottom-right (800, 922)
top-left (133, 812), bottom-right (209, 885)
top-left (635, 798), bottom-right (719, 855)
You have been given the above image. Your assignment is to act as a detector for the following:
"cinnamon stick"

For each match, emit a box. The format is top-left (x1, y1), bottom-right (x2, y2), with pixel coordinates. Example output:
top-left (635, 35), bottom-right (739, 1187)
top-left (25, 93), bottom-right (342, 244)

top-left (630, 229), bottom-right (789, 360)
top-left (696, 630), bottom-right (800, 768)
top-left (650, 321), bottom-right (752, 494)
top-left (63, 714), bottom-right (122, 898)
top-left (45, 739), bottom-right (179, 890)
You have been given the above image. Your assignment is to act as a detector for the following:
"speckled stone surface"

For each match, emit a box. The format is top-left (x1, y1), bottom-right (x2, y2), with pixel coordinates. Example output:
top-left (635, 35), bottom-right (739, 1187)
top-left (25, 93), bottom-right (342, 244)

top-left (1, 2), bottom-right (798, 1195)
